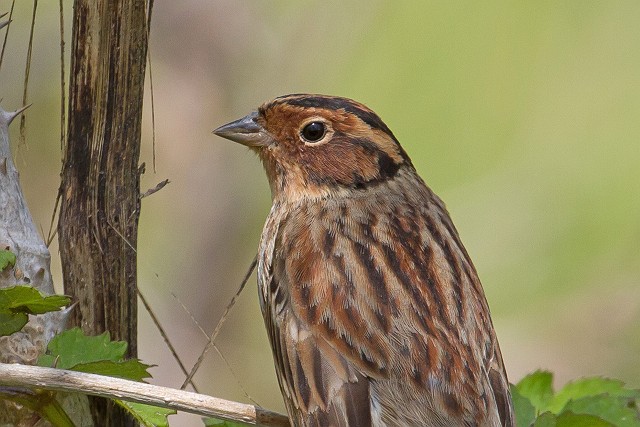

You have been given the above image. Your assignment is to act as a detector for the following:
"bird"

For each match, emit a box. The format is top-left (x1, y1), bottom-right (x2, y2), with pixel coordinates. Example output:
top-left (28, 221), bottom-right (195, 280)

top-left (213, 94), bottom-right (514, 427)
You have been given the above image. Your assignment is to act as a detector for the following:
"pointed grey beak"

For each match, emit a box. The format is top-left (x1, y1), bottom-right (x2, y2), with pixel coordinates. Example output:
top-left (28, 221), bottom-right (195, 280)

top-left (213, 111), bottom-right (272, 147)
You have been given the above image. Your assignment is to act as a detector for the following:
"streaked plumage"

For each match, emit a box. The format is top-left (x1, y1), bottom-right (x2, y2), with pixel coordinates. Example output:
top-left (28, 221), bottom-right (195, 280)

top-left (214, 94), bottom-right (514, 426)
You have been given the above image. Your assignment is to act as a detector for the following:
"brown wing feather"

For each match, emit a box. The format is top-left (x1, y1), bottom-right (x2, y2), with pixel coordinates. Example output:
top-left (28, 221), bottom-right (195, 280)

top-left (260, 168), bottom-right (514, 425)
top-left (488, 346), bottom-right (516, 427)
top-left (262, 284), bottom-right (373, 426)
top-left (277, 311), bottom-right (372, 426)
top-left (259, 203), bottom-right (373, 426)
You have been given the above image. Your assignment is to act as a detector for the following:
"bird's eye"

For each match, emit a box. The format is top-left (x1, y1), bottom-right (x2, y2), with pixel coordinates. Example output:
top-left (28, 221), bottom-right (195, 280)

top-left (300, 122), bottom-right (326, 143)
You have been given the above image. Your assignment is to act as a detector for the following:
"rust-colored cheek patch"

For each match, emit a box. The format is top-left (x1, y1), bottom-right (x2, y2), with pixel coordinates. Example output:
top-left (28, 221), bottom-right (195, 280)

top-left (302, 140), bottom-right (382, 188)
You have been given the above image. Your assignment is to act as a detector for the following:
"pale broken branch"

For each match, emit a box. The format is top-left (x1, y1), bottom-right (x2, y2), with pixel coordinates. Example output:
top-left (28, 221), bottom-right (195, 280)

top-left (0, 363), bottom-right (290, 427)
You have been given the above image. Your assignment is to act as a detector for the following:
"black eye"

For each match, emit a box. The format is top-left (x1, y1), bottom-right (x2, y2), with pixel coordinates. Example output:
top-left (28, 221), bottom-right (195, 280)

top-left (301, 122), bottom-right (326, 142)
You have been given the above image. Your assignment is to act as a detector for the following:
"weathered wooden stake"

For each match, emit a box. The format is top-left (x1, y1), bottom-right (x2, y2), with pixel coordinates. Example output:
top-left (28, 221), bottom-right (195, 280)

top-left (59, 1), bottom-right (148, 425)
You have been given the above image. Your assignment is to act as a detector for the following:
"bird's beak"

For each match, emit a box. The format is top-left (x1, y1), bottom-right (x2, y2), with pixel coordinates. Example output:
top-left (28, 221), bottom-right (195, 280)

top-left (213, 111), bottom-right (272, 148)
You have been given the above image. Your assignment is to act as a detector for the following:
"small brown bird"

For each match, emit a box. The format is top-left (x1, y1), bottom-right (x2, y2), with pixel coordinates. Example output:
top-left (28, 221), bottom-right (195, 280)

top-left (214, 94), bottom-right (514, 427)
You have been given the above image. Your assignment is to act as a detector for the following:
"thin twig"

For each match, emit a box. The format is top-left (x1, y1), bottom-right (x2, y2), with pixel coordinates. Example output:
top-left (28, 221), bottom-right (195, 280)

top-left (172, 292), bottom-right (258, 405)
top-left (146, 0), bottom-right (154, 30)
top-left (0, 1), bottom-right (16, 72)
top-left (210, 340), bottom-right (260, 406)
top-left (137, 287), bottom-right (199, 393)
top-left (47, 0), bottom-right (66, 248)
top-left (0, 13), bottom-right (8, 31)
top-left (106, 220), bottom-right (136, 253)
top-left (0, 363), bottom-right (290, 427)
top-left (46, 196), bottom-right (60, 247)
top-left (181, 255), bottom-right (257, 389)
top-left (140, 178), bottom-right (169, 198)
top-left (147, 42), bottom-right (157, 173)
top-left (58, 0), bottom-right (66, 151)
top-left (172, 293), bottom-right (210, 339)
top-left (145, 0), bottom-right (157, 172)
top-left (20, 0), bottom-right (39, 146)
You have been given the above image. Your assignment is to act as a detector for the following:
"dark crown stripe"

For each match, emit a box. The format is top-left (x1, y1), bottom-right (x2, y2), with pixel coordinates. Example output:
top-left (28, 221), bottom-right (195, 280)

top-left (275, 95), bottom-right (399, 142)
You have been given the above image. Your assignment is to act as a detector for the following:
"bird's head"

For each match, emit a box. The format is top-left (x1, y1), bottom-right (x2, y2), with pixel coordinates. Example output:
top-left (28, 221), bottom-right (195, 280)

top-left (214, 94), bottom-right (412, 200)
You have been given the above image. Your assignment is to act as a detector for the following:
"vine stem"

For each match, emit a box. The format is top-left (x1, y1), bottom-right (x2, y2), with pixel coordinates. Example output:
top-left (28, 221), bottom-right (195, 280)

top-left (0, 363), bottom-right (289, 427)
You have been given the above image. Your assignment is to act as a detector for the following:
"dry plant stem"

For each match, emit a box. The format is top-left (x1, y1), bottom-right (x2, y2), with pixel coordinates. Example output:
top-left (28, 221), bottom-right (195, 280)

top-left (182, 255), bottom-right (257, 389)
top-left (44, 0), bottom-right (67, 247)
top-left (137, 288), bottom-right (198, 392)
top-left (20, 0), bottom-right (38, 145)
top-left (140, 178), bottom-right (169, 198)
top-left (60, 1), bottom-right (149, 423)
top-left (0, 13), bottom-right (8, 33)
top-left (144, 0), bottom-right (155, 171)
top-left (0, 2), bottom-right (16, 72)
top-left (58, 0), bottom-right (66, 151)
top-left (0, 363), bottom-right (290, 427)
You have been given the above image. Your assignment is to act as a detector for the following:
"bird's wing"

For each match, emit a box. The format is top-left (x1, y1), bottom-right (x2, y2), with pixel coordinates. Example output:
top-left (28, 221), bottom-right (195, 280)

top-left (487, 343), bottom-right (516, 427)
top-left (265, 188), bottom-right (513, 425)
top-left (263, 304), bottom-right (373, 426)
top-left (259, 205), bottom-right (375, 426)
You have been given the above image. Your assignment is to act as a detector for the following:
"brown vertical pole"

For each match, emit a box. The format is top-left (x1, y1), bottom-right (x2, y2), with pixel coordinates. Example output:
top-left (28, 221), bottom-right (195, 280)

top-left (59, 1), bottom-right (147, 425)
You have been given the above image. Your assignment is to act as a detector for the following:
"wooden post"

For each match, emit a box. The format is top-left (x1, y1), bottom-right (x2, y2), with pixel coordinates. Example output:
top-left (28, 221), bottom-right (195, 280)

top-left (58, 1), bottom-right (148, 425)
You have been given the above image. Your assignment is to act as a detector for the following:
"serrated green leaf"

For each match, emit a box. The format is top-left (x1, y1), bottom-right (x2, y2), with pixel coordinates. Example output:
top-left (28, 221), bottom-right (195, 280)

top-left (561, 395), bottom-right (640, 427)
top-left (203, 418), bottom-right (247, 427)
top-left (0, 286), bottom-right (70, 315)
top-left (548, 377), bottom-right (640, 413)
top-left (0, 310), bottom-right (28, 336)
top-left (512, 385), bottom-right (537, 427)
top-left (117, 401), bottom-right (175, 427)
top-left (0, 249), bottom-right (16, 271)
top-left (517, 370), bottom-right (555, 413)
top-left (555, 410), bottom-right (615, 427)
top-left (37, 327), bottom-right (128, 369)
top-left (37, 328), bottom-right (153, 383)
top-left (71, 360), bottom-right (152, 382)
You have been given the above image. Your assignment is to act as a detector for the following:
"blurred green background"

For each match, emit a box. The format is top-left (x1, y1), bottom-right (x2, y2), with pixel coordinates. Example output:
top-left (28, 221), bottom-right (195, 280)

top-left (1, 1), bottom-right (639, 425)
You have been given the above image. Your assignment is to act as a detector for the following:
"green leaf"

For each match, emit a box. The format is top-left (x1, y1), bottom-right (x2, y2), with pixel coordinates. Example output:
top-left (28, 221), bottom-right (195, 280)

top-left (555, 411), bottom-right (615, 427)
top-left (533, 412), bottom-right (557, 427)
top-left (117, 401), bottom-right (175, 427)
top-left (548, 377), bottom-right (640, 413)
top-left (0, 286), bottom-right (69, 336)
top-left (516, 370), bottom-right (555, 413)
top-left (37, 328), bottom-right (153, 383)
top-left (38, 327), bottom-right (128, 369)
top-left (0, 310), bottom-right (28, 336)
top-left (0, 286), bottom-right (70, 315)
top-left (203, 418), bottom-right (248, 426)
top-left (512, 385), bottom-right (537, 427)
top-left (71, 360), bottom-right (152, 382)
top-left (561, 395), bottom-right (640, 427)
top-left (0, 249), bottom-right (16, 271)
top-left (533, 411), bottom-right (617, 427)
